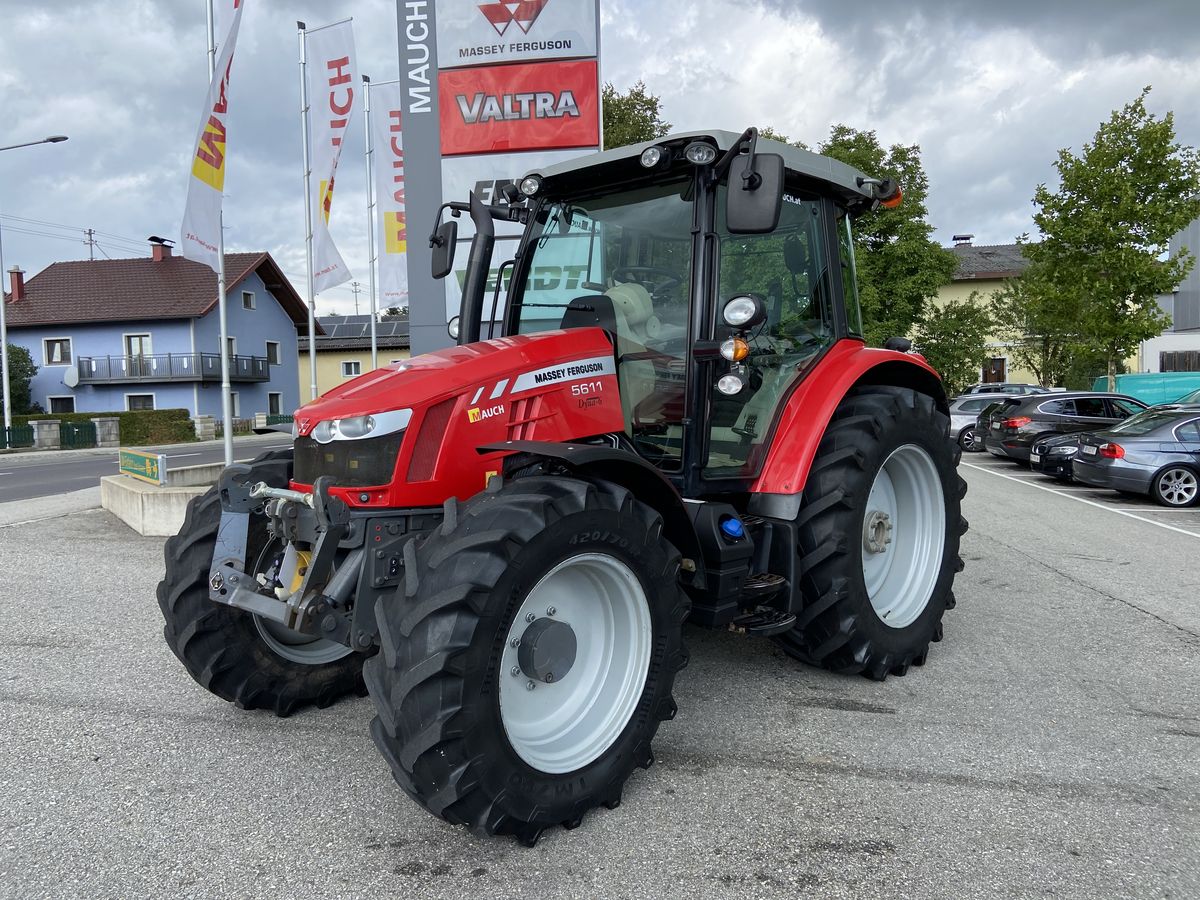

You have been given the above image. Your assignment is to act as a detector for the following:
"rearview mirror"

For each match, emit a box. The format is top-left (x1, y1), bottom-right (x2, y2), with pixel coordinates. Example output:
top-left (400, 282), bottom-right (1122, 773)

top-left (431, 220), bottom-right (458, 279)
top-left (726, 152), bottom-right (783, 234)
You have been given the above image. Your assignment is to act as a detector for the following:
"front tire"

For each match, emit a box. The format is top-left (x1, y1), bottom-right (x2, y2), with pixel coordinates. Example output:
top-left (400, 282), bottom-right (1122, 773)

top-left (776, 387), bottom-right (967, 679)
top-left (958, 425), bottom-right (984, 452)
top-left (364, 476), bottom-right (688, 845)
top-left (157, 449), bottom-right (367, 716)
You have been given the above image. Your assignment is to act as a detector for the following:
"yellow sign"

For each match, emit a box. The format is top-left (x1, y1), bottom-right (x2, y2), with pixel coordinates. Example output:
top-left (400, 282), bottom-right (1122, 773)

top-left (119, 448), bottom-right (167, 486)
top-left (384, 210), bottom-right (407, 254)
top-left (467, 407), bottom-right (482, 423)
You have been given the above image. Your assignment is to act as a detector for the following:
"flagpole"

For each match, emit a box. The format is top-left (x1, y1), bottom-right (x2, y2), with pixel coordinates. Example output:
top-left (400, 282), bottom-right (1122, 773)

top-left (363, 74), bottom-right (379, 370)
top-left (208, 0), bottom-right (234, 466)
top-left (298, 21), bottom-right (318, 402)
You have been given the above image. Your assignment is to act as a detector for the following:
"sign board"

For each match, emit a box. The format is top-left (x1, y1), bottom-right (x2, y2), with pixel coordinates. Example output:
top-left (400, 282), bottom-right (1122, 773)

top-left (436, 0), bottom-right (598, 68)
top-left (397, 0), bottom-right (602, 355)
top-left (119, 449), bottom-right (167, 486)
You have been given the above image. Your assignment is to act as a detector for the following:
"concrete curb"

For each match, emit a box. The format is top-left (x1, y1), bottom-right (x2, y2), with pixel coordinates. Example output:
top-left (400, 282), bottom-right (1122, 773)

top-left (0, 486), bottom-right (103, 528)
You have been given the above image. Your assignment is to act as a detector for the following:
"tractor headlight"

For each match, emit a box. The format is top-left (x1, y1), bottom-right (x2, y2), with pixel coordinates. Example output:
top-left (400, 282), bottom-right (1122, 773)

top-left (720, 337), bottom-right (750, 362)
top-left (722, 294), bottom-right (766, 328)
top-left (640, 146), bottom-right (671, 169)
top-left (717, 374), bottom-right (745, 395)
top-left (310, 408), bottom-right (412, 444)
top-left (519, 175), bottom-right (542, 197)
top-left (684, 141), bottom-right (717, 165)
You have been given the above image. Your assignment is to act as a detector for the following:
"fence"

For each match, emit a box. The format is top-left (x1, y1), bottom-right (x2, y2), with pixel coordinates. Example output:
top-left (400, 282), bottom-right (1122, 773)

top-left (0, 425), bottom-right (34, 450)
top-left (59, 421), bottom-right (97, 450)
top-left (265, 414), bottom-right (295, 426)
top-left (214, 418), bottom-right (254, 438)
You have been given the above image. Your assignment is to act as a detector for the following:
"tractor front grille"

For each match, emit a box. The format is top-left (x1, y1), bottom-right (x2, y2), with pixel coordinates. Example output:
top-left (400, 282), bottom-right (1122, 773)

top-left (293, 432), bottom-right (405, 488)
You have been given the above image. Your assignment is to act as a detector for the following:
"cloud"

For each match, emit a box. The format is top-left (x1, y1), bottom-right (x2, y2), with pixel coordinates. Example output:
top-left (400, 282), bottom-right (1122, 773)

top-left (0, 0), bottom-right (1196, 320)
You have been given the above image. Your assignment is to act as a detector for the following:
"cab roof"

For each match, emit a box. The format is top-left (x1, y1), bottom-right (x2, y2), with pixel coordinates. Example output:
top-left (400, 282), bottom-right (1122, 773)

top-left (526, 129), bottom-right (879, 207)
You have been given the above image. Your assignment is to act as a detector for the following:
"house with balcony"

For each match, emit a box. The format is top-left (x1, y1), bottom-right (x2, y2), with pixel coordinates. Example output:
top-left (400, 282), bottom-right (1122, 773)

top-left (3, 240), bottom-right (315, 418)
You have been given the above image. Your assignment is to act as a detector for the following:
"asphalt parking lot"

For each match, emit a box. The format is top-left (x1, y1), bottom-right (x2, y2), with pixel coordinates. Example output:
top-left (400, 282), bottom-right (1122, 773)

top-left (1, 463), bottom-right (1197, 900)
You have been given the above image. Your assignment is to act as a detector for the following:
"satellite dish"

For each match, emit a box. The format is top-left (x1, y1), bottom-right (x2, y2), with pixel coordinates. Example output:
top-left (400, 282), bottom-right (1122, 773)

top-left (63, 367), bottom-right (79, 388)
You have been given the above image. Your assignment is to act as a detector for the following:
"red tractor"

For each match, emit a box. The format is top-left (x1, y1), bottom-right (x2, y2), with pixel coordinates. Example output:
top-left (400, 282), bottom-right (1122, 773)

top-left (160, 129), bottom-right (966, 845)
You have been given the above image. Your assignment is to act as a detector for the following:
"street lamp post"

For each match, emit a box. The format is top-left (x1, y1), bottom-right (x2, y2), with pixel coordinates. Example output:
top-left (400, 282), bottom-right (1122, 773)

top-left (0, 135), bottom-right (68, 436)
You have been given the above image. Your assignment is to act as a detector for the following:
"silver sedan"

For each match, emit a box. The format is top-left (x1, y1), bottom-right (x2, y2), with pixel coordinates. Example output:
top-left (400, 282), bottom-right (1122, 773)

top-left (1072, 410), bottom-right (1200, 507)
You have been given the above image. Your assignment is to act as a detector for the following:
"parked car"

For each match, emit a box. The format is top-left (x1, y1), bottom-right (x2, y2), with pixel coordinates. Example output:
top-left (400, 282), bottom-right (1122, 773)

top-left (949, 395), bottom-right (1001, 451)
top-left (962, 383), bottom-right (1048, 396)
top-left (983, 392), bottom-right (1148, 463)
top-left (1030, 433), bottom-right (1085, 481)
top-left (1073, 410), bottom-right (1200, 507)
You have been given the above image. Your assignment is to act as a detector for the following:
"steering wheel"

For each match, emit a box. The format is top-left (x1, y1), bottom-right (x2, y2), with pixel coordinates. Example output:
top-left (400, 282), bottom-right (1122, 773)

top-left (612, 266), bottom-right (684, 297)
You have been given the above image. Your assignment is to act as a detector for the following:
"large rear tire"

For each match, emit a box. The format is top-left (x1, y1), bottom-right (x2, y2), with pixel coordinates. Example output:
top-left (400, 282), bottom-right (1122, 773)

top-left (776, 386), bottom-right (967, 679)
top-left (157, 449), bottom-right (367, 716)
top-left (365, 476), bottom-right (688, 845)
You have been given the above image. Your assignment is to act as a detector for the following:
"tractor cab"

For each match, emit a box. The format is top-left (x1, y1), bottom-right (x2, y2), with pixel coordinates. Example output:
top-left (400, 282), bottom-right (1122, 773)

top-left (439, 129), bottom-right (901, 491)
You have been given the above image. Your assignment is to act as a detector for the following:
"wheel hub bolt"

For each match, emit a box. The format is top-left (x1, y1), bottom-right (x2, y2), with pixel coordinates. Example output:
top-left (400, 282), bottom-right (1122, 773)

top-left (526, 680), bottom-right (536, 691)
top-left (510, 637), bottom-right (520, 648)
top-left (864, 510), bottom-right (893, 554)
top-left (546, 606), bottom-right (557, 616)
top-left (511, 666), bottom-right (521, 677)
top-left (526, 612), bottom-right (537, 623)
top-left (545, 673), bottom-right (554, 683)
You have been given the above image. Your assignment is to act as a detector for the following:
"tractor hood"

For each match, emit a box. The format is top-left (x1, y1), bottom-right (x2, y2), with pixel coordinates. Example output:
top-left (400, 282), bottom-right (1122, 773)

top-left (295, 327), bottom-right (617, 437)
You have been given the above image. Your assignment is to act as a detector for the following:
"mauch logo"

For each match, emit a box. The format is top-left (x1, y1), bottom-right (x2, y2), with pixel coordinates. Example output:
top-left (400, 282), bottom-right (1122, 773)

top-left (467, 403), bottom-right (505, 423)
top-left (478, 0), bottom-right (550, 36)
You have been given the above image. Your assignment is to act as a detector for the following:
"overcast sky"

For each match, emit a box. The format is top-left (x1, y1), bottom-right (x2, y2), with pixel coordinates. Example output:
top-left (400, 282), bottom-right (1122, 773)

top-left (0, 0), bottom-right (1196, 316)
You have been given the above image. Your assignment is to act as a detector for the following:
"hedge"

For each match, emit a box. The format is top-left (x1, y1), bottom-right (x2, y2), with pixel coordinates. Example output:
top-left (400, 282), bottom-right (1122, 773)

top-left (12, 408), bottom-right (197, 445)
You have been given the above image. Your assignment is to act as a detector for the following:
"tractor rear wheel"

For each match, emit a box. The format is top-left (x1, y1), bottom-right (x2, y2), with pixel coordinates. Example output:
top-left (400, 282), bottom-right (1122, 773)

top-left (157, 449), bottom-right (367, 716)
top-left (776, 386), bottom-right (967, 679)
top-left (365, 476), bottom-right (688, 845)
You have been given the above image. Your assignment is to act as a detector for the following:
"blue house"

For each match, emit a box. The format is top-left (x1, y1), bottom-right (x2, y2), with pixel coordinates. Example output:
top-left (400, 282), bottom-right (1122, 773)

top-left (4, 241), bottom-right (312, 418)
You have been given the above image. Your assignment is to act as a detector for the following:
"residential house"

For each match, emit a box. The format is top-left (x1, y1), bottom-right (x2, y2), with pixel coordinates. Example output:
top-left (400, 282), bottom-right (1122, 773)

top-left (298, 314), bottom-right (410, 404)
top-left (1141, 213), bottom-right (1200, 372)
top-left (934, 236), bottom-right (1037, 385)
top-left (3, 241), bottom-right (313, 418)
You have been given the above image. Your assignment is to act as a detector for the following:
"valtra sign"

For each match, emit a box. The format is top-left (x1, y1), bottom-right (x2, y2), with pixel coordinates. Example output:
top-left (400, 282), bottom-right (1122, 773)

top-left (439, 59), bottom-right (598, 155)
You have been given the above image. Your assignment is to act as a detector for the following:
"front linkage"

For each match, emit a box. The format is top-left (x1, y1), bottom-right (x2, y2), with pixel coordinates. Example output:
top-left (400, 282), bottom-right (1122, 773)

top-left (206, 464), bottom-right (441, 655)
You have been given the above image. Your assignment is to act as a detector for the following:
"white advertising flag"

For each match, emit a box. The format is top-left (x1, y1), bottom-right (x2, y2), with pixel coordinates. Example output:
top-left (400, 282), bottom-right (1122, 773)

top-left (180, 1), bottom-right (245, 271)
top-left (371, 81), bottom-right (409, 308)
top-left (305, 20), bottom-right (359, 292)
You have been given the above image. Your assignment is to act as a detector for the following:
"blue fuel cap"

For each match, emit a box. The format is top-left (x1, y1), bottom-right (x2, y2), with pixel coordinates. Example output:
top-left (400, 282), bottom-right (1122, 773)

top-left (719, 516), bottom-right (745, 539)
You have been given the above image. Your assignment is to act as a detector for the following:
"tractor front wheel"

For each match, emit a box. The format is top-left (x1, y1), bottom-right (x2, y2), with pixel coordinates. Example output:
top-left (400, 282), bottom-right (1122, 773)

top-left (776, 386), bottom-right (967, 679)
top-left (365, 476), bottom-right (688, 845)
top-left (157, 449), bottom-right (367, 716)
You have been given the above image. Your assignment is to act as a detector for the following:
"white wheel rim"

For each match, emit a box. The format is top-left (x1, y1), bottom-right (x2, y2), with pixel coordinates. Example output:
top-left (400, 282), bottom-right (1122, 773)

top-left (861, 444), bottom-right (946, 628)
top-left (499, 553), bottom-right (652, 774)
top-left (1158, 468), bottom-right (1198, 506)
top-left (251, 539), bottom-right (353, 666)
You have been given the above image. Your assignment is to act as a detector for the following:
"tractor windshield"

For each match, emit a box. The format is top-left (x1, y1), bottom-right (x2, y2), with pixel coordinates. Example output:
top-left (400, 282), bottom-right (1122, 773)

top-left (513, 178), bottom-right (694, 470)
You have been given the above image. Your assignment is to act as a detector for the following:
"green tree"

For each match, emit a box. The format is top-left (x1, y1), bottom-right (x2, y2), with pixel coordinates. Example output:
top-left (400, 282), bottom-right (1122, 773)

top-left (819, 125), bottom-right (957, 346)
top-left (382, 306), bottom-right (409, 320)
top-left (601, 81), bottom-right (670, 151)
top-left (913, 296), bottom-right (994, 395)
top-left (988, 256), bottom-right (1081, 387)
top-left (0, 343), bottom-right (37, 416)
top-left (1029, 87), bottom-right (1200, 389)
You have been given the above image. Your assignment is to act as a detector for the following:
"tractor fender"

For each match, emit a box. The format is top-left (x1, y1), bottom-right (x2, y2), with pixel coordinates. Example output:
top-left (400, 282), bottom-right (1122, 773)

top-left (478, 440), bottom-right (702, 571)
top-left (749, 342), bottom-right (948, 519)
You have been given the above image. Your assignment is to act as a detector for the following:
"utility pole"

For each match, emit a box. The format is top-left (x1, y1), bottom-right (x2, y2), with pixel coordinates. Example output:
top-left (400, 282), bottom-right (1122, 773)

top-left (350, 281), bottom-right (363, 316)
top-left (85, 228), bottom-right (95, 261)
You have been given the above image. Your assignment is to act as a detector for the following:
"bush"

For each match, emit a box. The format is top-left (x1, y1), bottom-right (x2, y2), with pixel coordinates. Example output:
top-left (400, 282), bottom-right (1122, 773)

top-left (11, 408), bottom-right (197, 446)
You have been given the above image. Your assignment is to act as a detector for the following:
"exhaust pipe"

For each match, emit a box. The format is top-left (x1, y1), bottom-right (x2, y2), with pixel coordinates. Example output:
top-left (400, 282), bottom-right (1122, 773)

top-left (458, 191), bottom-right (495, 345)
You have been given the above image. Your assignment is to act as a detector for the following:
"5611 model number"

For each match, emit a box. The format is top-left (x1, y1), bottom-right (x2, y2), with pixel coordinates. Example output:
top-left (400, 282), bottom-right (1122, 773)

top-left (572, 381), bottom-right (604, 409)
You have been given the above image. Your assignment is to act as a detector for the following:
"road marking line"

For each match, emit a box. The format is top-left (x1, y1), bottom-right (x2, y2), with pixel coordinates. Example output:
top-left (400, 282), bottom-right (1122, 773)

top-left (1111, 507), bottom-right (1200, 513)
top-left (962, 462), bottom-right (1200, 540)
top-left (167, 452), bottom-right (202, 459)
